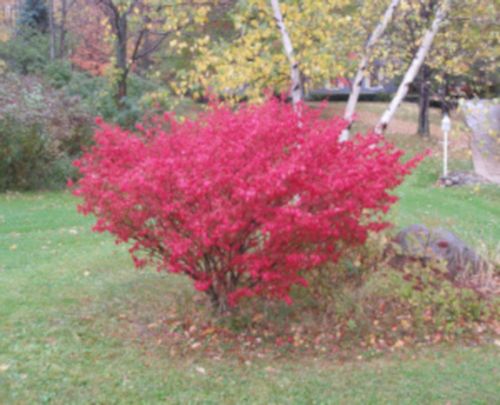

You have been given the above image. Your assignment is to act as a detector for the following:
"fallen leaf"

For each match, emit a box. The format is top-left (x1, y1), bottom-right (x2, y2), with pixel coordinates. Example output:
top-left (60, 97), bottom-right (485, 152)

top-left (0, 364), bottom-right (10, 372)
top-left (252, 313), bottom-right (264, 323)
top-left (9, 244), bottom-right (17, 251)
top-left (433, 333), bottom-right (443, 344)
top-left (400, 319), bottom-right (411, 330)
top-left (201, 327), bottom-right (216, 336)
top-left (195, 366), bottom-right (206, 375)
top-left (393, 339), bottom-right (405, 349)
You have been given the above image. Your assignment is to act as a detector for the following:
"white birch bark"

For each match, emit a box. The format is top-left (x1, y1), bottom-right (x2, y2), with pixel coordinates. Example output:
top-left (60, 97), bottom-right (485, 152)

top-left (340, 0), bottom-right (401, 142)
top-left (375, 0), bottom-right (449, 135)
top-left (270, 0), bottom-right (303, 108)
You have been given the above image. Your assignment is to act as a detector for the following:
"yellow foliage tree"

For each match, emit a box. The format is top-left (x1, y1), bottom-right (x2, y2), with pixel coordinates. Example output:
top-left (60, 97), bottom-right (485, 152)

top-left (175, 0), bottom-right (362, 102)
top-left (363, 0), bottom-right (499, 136)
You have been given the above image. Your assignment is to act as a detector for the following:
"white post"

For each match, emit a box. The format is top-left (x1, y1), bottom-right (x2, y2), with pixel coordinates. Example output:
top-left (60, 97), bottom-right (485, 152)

top-left (443, 130), bottom-right (448, 177)
top-left (441, 114), bottom-right (451, 177)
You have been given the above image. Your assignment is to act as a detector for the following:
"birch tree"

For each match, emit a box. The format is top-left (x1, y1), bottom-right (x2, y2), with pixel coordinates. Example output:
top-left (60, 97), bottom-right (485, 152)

top-left (366, 0), bottom-right (498, 137)
top-left (270, 0), bottom-right (302, 107)
top-left (178, 0), bottom-right (360, 103)
top-left (375, 0), bottom-right (449, 135)
top-left (340, 0), bottom-right (400, 141)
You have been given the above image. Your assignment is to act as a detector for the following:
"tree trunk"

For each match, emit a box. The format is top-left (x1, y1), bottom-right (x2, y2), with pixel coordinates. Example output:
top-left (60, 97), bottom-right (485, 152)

top-left (340, 0), bottom-right (401, 141)
top-left (48, 0), bottom-right (56, 60)
top-left (137, 31), bottom-right (152, 71)
top-left (375, 0), bottom-right (449, 135)
top-left (417, 64), bottom-right (431, 137)
top-left (58, 0), bottom-right (68, 58)
top-left (438, 75), bottom-right (451, 115)
top-left (270, 0), bottom-right (303, 110)
top-left (115, 14), bottom-right (128, 109)
top-left (207, 286), bottom-right (230, 315)
top-left (117, 71), bottom-right (128, 106)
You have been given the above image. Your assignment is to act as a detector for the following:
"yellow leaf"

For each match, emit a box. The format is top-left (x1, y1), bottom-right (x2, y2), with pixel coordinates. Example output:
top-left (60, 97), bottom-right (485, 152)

top-left (393, 339), bottom-right (405, 348)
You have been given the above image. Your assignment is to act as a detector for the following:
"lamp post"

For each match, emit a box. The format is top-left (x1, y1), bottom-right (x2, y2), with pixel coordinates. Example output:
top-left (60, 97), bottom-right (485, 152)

top-left (441, 114), bottom-right (451, 178)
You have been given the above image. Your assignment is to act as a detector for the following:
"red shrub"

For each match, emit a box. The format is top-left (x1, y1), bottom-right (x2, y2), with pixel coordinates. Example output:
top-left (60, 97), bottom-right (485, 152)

top-left (73, 99), bottom-right (419, 311)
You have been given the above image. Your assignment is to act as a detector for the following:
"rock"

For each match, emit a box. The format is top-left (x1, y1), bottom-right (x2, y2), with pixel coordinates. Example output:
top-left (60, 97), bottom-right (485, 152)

top-left (393, 224), bottom-right (487, 278)
top-left (439, 171), bottom-right (490, 187)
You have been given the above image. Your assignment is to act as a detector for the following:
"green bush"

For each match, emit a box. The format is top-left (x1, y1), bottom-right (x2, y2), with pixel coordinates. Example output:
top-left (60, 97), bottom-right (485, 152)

top-left (296, 232), bottom-right (493, 342)
top-left (380, 260), bottom-right (488, 332)
top-left (43, 60), bottom-right (73, 88)
top-left (0, 117), bottom-right (50, 190)
top-left (0, 73), bottom-right (93, 191)
top-left (0, 32), bottom-right (49, 75)
top-left (62, 71), bottom-right (173, 127)
top-left (0, 113), bottom-right (85, 191)
top-left (0, 31), bottom-right (176, 128)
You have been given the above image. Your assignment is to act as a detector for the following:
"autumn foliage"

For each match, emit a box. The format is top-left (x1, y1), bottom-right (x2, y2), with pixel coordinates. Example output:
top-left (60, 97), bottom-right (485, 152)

top-left (73, 99), bottom-right (419, 311)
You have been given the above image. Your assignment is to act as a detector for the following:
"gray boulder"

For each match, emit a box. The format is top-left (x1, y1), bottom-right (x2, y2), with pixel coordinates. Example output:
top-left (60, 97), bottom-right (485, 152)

top-left (393, 224), bottom-right (487, 278)
top-left (440, 171), bottom-right (490, 187)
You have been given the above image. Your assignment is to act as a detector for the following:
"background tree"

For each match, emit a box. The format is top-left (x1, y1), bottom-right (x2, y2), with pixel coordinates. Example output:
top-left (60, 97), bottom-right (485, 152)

top-left (376, 0), bottom-right (449, 134)
top-left (341, 0), bottom-right (401, 141)
top-left (0, 0), bottom-right (19, 41)
top-left (17, 0), bottom-right (48, 33)
top-left (91, 0), bottom-right (210, 107)
top-left (69, 1), bottom-right (110, 75)
top-left (47, 0), bottom-right (55, 59)
top-left (270, 0), bottom-right (303, 108)
top-left (365, 0), bottom-right (499, 137)
top-left (179, 0), bottom-right (361, 102)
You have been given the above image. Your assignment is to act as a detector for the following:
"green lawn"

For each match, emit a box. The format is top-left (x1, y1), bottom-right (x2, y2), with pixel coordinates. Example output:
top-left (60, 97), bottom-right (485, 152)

top-left (393, 160), bottom-right (500, 250)
top-left (1, 157), bottom-right (499, 403)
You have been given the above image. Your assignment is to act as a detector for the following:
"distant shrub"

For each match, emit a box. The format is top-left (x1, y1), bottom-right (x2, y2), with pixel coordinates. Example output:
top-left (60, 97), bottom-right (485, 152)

top-left (0, 73), bottom-right (93, 191)
top-left (0, 32), bottom-right (49, 74)
top-left (382, 258), bottom-right (490, 331)
top-left (62, 71), bottom-right (173, 128)
top-left (17, 0), bottom-right (49, 33)
top-left (74, 99), bottom-right (419, 312)
top-left (298, 231), bottom-right (495, 344)
top-left (0, 117), bottom-right (48, 190)
top-left (43, 60), bottom-right (73, 88)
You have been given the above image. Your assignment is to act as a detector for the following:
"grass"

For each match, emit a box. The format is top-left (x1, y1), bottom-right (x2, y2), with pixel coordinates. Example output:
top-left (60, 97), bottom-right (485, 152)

top-left (393, 161), bottom-right (500, 249)
top-left (1, 102), bottom-right (499, 403)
